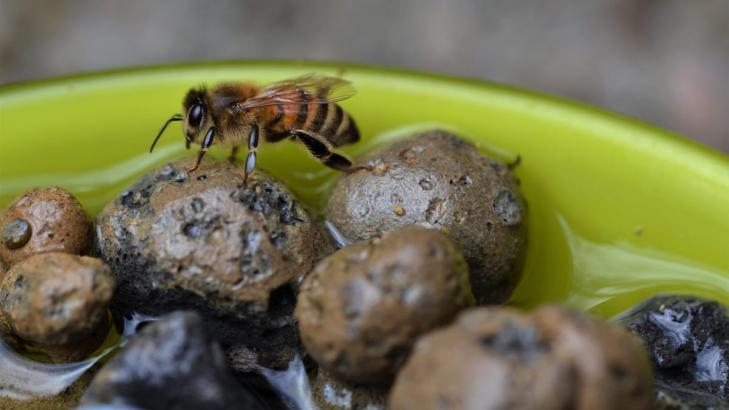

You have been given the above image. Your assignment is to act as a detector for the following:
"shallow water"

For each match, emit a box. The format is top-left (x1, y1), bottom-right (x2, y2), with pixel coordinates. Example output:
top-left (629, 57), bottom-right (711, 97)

top-left (256, 356), bottom-right (318, 410)
top-left (324, 220), bottom-right (352, 249)
top-left (556, 216), bottom-right (729, 318)
top-left (0, 311), bottom-right (160, 403)
top-left (121, 312), bottom-right (160, 338)
top-left (0, 124), bottom-right (727, 405)
top-left (0, 336), bottom-right (117, 401)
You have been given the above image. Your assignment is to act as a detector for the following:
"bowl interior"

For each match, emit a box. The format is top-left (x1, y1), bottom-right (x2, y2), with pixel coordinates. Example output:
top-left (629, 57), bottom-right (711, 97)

top-left (1, 61), bottom-right (727, 317)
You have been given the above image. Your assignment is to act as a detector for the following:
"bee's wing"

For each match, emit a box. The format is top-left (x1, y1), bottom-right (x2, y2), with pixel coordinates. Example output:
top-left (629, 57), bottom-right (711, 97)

top-left (237, 74), bottom-right (356, 111)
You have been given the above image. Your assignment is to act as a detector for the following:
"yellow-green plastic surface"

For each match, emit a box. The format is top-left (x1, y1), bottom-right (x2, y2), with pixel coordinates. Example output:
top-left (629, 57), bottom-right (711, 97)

top-left (1, 61), bottom-right (727, 318)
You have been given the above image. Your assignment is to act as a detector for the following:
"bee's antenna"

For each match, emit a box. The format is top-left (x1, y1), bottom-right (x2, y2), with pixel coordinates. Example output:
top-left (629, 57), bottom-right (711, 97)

top-left (150, 114), bottom-right (183, 153)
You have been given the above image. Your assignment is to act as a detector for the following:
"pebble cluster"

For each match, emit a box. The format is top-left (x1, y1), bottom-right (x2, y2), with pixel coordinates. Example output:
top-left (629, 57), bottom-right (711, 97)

top-left (0, 129), bottom-right (725, 410)
top-left (0, 187), bottom-right (112, 365)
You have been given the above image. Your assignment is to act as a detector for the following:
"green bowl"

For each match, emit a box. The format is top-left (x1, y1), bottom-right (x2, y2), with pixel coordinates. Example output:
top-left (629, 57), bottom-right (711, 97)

top-left (1, 61), bottom-right (727, 318)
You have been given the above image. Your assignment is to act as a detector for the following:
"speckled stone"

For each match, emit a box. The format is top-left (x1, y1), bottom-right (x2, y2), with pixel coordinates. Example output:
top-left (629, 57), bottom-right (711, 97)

top-left (326, 130), bottom-right (526, 304)
top-left (95, 157), bottom-right (334, 370)
top-left (390, 306), bottom-right (655, 410)
top-left (297, 225), bottom-right (473, 384)
top-left (0, 253), bottom-right (113, 362)
top-left (0, 187), bottom-right (90, 265)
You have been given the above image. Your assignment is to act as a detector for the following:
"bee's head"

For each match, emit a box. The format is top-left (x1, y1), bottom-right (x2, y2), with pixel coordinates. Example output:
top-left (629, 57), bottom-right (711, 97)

top-left (149, 87), bottom-right (213, 154)
top-left (181, 88), bottom-right (210, 148)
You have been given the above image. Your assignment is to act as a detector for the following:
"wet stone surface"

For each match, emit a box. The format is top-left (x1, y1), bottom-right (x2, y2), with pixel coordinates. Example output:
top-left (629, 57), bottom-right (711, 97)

top-left (619, 295), bottom-right (729, 406)
top-left (326, 130), bottom-right (526, 304)
top-left (81, 311), bottom-right (270, 410)
top-left (310, 368), bottom-right (387, 410)
top-left (95, 157), bottom-right (334, 370)
top-left (1, 218), bottom-right (32, 250)
top-left (0, 253), bottom-right (113, 362)
top-left (0, 187), bottom-right (90, 265)
top-left (297, 225), bottom-right (473, 384)
top-left (389, 306), bottom-right (655, 410)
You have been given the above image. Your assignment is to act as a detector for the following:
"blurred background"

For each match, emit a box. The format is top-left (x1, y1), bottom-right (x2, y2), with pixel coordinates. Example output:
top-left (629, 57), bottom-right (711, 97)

top-left (0, 0), bottom-right (727, 152)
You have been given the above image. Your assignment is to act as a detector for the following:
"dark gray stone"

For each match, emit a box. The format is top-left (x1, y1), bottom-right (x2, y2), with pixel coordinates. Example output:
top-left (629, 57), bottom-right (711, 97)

top-left (619, 295), bottom-right (729, 406)
top-left (82, 311), bottom-right (270, 410)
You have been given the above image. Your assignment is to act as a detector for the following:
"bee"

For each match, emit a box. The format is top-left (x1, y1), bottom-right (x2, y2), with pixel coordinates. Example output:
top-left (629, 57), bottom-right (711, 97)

top-left (150, 74), bottom-right (368, 183)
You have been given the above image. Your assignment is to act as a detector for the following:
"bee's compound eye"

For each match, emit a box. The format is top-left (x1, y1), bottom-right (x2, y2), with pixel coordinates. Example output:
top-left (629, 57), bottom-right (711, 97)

top-left (188, 103), bottom-right (204, 128)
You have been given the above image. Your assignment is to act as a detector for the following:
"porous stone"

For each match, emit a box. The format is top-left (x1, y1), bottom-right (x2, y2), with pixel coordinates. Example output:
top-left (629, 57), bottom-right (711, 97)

top-left (95, 157), bottom-right (334, 370)
top-left (297, 225), bottom-right (473, 384)
top-left (326, 130), bottom-right (526, 304)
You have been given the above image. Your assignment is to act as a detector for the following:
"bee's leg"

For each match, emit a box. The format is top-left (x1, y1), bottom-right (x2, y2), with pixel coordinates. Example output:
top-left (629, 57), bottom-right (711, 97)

top-left (322, 153), bottom-right (371, 173)
top-left (188, 126), bottom-right (215, 174)
top-left (242, 124), bottom-right (259, 186)
top-left (293, 131), bottom-right (371, 173)
top-left (228, 145), bottom-right (240, 164)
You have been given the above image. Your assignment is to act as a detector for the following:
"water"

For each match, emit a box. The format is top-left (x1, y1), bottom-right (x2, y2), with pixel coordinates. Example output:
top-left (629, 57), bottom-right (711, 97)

top-left (0, 312), bottom-right (160, 403)
top-left (121, 312), bottom-right (161, 338)
top-left (255, 356), bottom-right (318, 410)
top-left (255, 355), bottom-right (387, 410)
top-left (556, 216), bottom-right (729, 318)
top-left (0, 337), bottom-right (117, 401)
top-left (695, 340), bottom-right (728, 384)
top-left (324, 220), bottom-right (352, 249)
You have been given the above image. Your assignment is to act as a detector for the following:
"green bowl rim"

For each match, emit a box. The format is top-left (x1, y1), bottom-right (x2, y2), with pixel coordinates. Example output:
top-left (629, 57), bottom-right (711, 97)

top-left (1, 59), bottom-right (726, 175)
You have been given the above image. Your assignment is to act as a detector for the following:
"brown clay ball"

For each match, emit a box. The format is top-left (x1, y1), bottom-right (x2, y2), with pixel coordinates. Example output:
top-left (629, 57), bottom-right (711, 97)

top-left (296, 225), bottom-right (473, 384)
top-left (533, 306), bottom-right (657, 409)
top-left (326, 130), bottom-right (526, 304)
top-left (311, 368), bottom-right (388, 410)
top-left (389, 306), bottom-right (655, 410)
top-left (0, 187), bottom-right (90, 265)
top-left (0, 253), bottom-right (114, 362)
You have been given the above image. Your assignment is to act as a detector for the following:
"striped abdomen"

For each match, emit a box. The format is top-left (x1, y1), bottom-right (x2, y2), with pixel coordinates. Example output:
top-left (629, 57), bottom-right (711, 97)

top-left (264, 89), bottom-right (360, 147)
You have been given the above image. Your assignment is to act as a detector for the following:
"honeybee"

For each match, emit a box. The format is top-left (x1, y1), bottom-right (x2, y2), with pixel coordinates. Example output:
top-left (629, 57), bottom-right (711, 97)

top-left (150, 74), bottom-right (369, 182)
